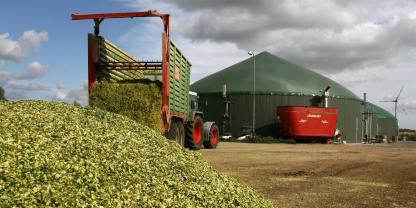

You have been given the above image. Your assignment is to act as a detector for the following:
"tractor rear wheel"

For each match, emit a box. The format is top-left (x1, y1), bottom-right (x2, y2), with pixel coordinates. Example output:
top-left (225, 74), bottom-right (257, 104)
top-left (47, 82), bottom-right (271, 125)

top-left (203, 123), bottom-right (219, 149)
top-left (185, 116), bottom-right (203, 150)
top-left (167, 121), bottom-right (185, 147)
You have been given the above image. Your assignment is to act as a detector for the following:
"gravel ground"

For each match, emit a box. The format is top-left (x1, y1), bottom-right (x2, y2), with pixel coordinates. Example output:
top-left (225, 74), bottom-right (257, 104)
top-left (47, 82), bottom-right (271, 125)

top-left (200, 141), bottom-right (416, 208)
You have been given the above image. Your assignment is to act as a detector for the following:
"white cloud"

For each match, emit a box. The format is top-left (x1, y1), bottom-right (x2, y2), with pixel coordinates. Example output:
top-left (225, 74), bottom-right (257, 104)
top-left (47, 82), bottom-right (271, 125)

top-left (19, 30), bottom-right (48, 51)
top-left (175, 39), bottom-right (246, 82)
top-left (1, 61), bottom-right (49, 100)
top-left (0, 30), bottom-right (88, 106)
top-left (174, 12), bottom-right (416, 73)
top-left (119, 0), bottom-right (416, 129)
top-left (6, 82), bottom-right (49, 91)
top-left (0, 30), bottom-right (48, 66)
top-left (174, 0), bottom-right (357, 42)
top-left (1, 61), bottom-right (48, 84)
top-left (53, 82), bottom-right (88, 106)
top-left (118, 24), bottom-right (246, 82)
top-left (14, 61), bottom-right (48, 80)
top-left (399, 100), bottom-right (416, 112)
top-left (327, 67), bottom-right (388, 87)
top-left (121, 0), bottom-right (416, 74)
top-left (0, 71), bottom-right (12, 86)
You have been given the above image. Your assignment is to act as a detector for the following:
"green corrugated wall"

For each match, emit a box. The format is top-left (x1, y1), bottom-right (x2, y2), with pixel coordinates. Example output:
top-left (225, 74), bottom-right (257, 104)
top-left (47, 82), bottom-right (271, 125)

top-left (198, 93), bottom-right (364, 143)
top-left (366, 103), bottom-right (398, 139)
top-left (378, 118), bottom-right (398, 139)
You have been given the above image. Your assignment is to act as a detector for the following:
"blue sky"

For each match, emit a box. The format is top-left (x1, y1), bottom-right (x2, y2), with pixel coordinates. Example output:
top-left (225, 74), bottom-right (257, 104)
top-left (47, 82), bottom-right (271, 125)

top-left (0, 0), bottom-right (147, 101)
top-left (1, 0), bottom-right (415, 129)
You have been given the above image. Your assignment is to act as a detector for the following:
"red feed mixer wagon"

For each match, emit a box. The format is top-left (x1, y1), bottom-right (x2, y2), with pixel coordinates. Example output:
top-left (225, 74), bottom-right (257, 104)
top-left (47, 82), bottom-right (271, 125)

top-left (276, 86), bottom-right (339, 143)
top-left (277, 106), bottom-right (338, 143)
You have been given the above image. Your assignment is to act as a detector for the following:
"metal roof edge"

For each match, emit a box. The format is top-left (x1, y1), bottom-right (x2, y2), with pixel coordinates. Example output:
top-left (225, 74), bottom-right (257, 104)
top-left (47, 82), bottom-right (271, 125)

top-left (196, 91), bottom-right (362, 101)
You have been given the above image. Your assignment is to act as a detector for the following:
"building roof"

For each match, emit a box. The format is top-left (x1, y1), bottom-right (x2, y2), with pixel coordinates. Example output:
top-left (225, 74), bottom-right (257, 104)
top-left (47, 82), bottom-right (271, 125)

top-left (366, 102), bottom-right (396, 119)
top-left (190, 51), bottom-right (360, 100)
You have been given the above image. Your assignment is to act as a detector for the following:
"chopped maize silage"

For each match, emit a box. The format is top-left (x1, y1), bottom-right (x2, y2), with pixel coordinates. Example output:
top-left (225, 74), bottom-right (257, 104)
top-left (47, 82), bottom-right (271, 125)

top-left (0, 100), bottom-right (274, 207)
top-left (90, 81), bottom-right (162, 132)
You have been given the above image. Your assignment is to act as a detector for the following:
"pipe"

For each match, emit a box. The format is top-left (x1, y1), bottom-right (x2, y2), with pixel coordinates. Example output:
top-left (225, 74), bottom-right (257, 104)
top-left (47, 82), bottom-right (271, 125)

top-left (222, 84), bottom-right (227, 98)
top-left (323, 86), bottom-right (331, 108)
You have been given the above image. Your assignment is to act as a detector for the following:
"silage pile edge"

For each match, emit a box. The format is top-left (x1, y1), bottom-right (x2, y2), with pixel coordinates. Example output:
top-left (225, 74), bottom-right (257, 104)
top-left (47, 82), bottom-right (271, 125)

top-left (0, 100), bottom-right (274, 207)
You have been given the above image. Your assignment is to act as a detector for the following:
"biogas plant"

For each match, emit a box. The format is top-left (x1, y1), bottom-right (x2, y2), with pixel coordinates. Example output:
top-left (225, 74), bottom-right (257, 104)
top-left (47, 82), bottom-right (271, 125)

top-left (191, 52), bottom-right (398, 143)
top-left (72, 10), bottom-right (397, 145)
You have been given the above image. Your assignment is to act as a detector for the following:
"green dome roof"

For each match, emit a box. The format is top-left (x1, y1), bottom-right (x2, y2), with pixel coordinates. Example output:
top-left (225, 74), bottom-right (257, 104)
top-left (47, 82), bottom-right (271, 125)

top-left (191, 51), bottom-right (360, 100)
top-left (366, 103), bottom-right (396, 119)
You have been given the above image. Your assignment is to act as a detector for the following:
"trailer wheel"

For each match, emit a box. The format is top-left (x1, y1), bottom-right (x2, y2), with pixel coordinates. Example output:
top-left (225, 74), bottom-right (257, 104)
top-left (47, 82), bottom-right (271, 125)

top-left (167, 121), bottom-right (185, 147)
top-left (203, 122), bottom-right (219, 149)
top-left (176, 121), bottom-right (185, 147)
top-left (320, 138), bottom-right (331, 144)
top-left (185, 116), bottom-right (203, 150)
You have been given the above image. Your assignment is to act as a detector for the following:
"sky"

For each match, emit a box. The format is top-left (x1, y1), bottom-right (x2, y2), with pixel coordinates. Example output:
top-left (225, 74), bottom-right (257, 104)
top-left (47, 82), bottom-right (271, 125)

top-left (0, 0), bottom-right (415, 129)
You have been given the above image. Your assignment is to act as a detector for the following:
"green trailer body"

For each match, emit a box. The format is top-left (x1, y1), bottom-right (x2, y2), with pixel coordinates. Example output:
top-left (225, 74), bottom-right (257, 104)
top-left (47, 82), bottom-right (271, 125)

top-left (95, 35), bottom-right (145, 82)
top-left (168, 41), bottom-right (192, 118)
top-left (88, 34), bottom-right (191, 131)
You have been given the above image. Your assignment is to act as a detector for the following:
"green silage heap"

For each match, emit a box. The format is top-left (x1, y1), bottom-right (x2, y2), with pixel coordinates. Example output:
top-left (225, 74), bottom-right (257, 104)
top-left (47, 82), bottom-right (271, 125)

top-left (0, 100), bottom-right (274, 207)
top-left (90, 81), bottom-right (162, 132)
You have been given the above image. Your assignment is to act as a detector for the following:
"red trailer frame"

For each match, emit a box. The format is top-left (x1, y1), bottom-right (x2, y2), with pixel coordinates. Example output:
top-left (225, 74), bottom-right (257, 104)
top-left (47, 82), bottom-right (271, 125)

top-left (72, 10), bottom-right (173, 132)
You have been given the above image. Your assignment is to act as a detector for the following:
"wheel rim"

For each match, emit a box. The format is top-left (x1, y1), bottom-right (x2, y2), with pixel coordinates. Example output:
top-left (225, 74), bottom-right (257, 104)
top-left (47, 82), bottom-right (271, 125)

top-left (211, 128), bottom-right (218, 145)
top-left (194, 120), bottom-right (202, 145)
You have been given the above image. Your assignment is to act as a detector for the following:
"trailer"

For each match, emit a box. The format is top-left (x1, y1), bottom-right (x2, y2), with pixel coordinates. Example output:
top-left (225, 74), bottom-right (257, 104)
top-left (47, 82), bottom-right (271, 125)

top-left (72, 10), bottom-right (219, 149)
top-left (277, 106), bottom-right (338, 143)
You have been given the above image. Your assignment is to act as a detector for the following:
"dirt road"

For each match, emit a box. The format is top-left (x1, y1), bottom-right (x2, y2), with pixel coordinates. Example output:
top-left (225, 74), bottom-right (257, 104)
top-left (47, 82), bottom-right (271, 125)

top-left (200, 142), bottom-right (416, 208)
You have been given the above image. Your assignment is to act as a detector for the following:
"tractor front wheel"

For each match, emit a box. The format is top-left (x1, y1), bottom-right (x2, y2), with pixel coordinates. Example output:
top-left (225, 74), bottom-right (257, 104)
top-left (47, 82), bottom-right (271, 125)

top-left (203, 122), bottom-right (219, 149)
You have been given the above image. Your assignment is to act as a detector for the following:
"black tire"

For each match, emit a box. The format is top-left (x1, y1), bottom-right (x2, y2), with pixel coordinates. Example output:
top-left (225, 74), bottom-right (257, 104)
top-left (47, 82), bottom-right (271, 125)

top-left (185, 116), bottom-right (204, 150)
top-left (177, 121), bottom-right (185, 147)
top-left (204, 123), bottom-right (219, 149)
top-left (167, 121), bottom-right (185, 147)
top-left (320, 138), bottom-right (330, 144)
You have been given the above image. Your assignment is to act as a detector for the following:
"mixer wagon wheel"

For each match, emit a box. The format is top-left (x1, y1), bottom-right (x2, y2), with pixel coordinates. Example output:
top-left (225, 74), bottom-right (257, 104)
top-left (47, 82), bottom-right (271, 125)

top-left (203, 122), bottom-right (219, 149)
top-left (167, 121), bottom-right (185, 147)
top-left (320, 138), bottom-right (331, 144)
top-left (185, 116), bottom-right (204, 150)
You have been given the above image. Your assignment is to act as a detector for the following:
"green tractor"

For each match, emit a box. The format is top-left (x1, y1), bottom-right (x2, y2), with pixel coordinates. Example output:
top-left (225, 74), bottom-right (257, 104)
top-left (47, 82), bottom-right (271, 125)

top-left (167, 91), bottom-right (219, 150)
top-left (184, 92), bottom-right (219, 149)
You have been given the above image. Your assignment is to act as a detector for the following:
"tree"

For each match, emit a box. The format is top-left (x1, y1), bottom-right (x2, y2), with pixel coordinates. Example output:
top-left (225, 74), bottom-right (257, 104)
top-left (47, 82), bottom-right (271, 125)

top-left (0, 86), bottom-right (6, 101)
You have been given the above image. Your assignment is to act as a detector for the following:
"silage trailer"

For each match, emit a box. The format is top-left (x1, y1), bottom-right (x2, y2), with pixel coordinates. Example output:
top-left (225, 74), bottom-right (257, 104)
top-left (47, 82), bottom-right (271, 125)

top-left (72, 10), bottom-right (219, 149)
